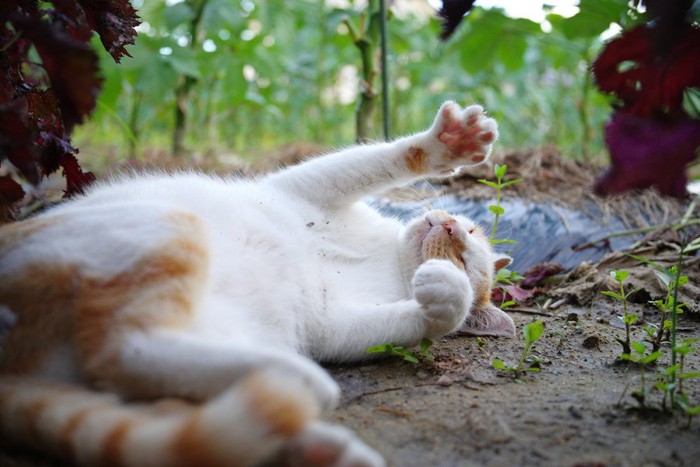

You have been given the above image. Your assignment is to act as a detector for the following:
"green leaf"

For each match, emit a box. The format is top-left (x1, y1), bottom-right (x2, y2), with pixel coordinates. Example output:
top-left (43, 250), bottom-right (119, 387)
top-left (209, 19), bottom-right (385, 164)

top-left (366, 343), bottom-right (391, 354)
top-left (523, 321), bottom-right (544, 346)
top-left (501, 178), bottom-right (524, 188)
top-left (639, 351), bottom-right (663, 364)
top-left (622, 313), bottom-right (638, 325)
top-left (630, 341), bottom-right (646, 356)
top-left (403, 354), bottom-right (419, 364)
top-left (494, 164), bottom-right (507, 179)
top-left (491, 239), bottom-right (518, 245)
top-left (610, 270), bottom-right (629, 282)
top-left (491, 358), bottom-right (507, 370)
top-left (477, 179), bottom-right (500, 189)
top-left (601, 291), bottom-right (623, 300)
top-left (500, 300), bottom-right (516, 309)
top-left (555, 0), bottom-right (631, 40)
top-left (489, 205), bottom-right (506, 216)
top-left (680, 371), bottom-right (700, 380)
top-left (419, 338), bottom-right (433, 353)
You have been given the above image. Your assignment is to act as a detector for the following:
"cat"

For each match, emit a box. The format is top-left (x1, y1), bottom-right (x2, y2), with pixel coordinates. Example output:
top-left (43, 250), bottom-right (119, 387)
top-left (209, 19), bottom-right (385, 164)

top-left (0, 101), bottom-right (515, 467)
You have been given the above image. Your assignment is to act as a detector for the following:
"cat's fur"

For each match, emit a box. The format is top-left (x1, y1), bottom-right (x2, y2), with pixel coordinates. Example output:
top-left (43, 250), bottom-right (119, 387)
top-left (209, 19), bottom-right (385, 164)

top-left (0, 102), bottom-right (514, 467)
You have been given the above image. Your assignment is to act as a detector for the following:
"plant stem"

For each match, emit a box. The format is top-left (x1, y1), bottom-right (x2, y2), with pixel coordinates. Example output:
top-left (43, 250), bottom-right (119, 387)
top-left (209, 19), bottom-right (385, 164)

top-left (490, 179), bottom-right (502, 241)
top-left (172, 0), bottom-right (208, 157)
top-left (669, 242), bottom-right (685, 408)
top-left (378, 0), bottom-right (390, 140)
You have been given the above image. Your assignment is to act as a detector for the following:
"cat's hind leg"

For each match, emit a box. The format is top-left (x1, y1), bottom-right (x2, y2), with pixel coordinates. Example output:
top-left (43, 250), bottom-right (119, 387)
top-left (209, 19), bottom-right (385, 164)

top-left (0, 369), bottom-right (384, 466)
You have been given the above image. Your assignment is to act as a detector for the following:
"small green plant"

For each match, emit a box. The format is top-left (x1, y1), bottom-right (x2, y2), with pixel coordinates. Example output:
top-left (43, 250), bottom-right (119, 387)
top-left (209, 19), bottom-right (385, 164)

top-left (607, 243), bottom-right (699, 422)
top-left (478, 164), bottom-right (522, 245)
top-left (491, 320), bottom-right (544, 379)
top-left (600, 269), bottom-right (639, 356)
top-left (620, 340), bottom-right (663, 407)
top-left (493, 267), bottom-right (525, 308)
top-left (366, 338), bottom-right (435, 363)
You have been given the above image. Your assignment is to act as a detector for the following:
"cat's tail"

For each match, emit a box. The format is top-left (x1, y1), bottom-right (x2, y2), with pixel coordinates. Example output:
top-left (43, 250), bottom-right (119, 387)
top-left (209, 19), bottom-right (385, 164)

top-left (0, 369), bottom-right (321, 467)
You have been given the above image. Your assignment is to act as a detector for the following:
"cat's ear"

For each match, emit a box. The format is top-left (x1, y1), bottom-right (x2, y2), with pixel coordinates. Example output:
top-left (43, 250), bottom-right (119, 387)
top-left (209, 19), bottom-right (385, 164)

top-left (493, 254), bottom-right (512, 272)
top-left (458, 303), bottom-right (515, 337)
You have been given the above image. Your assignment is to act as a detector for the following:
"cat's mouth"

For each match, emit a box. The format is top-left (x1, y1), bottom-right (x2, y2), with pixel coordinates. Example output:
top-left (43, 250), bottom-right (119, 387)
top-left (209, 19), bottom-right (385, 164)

top-left (421, 219), bottom-right (467, 270)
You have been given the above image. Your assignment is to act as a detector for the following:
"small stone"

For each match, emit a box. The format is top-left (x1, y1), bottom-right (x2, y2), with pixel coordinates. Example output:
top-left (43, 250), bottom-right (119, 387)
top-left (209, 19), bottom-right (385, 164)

top-left (582, 334), bottom-right (601, 349)
top-left (566, 312), bottom-right (579, 323)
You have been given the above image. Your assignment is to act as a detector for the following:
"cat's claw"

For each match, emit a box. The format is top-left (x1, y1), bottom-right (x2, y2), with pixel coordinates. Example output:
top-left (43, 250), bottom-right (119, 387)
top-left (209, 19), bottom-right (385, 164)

top-left (412, 259), bottom-right (473, 338)
top-left (427, 101), bottom-right (498, 170)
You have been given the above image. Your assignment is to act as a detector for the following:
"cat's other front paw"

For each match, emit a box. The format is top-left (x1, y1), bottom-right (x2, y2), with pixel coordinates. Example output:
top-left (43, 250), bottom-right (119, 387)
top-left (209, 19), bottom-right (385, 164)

top-left (411, 101), bottom-right (498, 175)
top-left (412, 259), bottom-right (474, 338)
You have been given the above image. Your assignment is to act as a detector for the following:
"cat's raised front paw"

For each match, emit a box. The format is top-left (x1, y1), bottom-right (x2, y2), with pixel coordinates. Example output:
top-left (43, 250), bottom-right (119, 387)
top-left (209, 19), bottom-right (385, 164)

top-left (409, 101), bottom-right (497, 175)
top-left (412, 259), bottom-right (474, 338)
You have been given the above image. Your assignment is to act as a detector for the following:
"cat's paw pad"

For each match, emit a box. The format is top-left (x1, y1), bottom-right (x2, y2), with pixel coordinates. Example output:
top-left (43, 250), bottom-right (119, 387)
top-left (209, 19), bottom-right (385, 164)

top-left (280, 421), bottom-right (385, 467)
top-left (412, 259), bottom-right (472, 337)
top-left (430, 101), bottom-right (498, 169)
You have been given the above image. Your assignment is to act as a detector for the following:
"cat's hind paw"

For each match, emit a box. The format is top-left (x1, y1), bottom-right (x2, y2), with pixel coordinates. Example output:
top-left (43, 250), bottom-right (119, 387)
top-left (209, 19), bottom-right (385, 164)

top-left (419, 101), bottom-right (498, 173)
top-left (278, 421), bottom-right (385, 467)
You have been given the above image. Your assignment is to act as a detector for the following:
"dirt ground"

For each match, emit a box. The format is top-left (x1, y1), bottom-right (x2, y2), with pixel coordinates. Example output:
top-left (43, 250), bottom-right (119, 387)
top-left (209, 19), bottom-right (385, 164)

top-left (2, 147), bottom-right (699, 467)
top-left (329, 305), bottom-right (700, 467)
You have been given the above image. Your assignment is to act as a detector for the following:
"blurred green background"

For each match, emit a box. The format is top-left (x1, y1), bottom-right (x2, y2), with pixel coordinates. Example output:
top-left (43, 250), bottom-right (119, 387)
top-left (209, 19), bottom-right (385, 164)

top-left (73, 0), bottom-right (637, 169)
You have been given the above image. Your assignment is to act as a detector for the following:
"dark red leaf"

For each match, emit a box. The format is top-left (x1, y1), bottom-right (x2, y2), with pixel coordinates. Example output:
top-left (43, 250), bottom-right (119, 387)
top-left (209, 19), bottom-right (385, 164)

top-left (594, 112), bottom-right (700, 198)
top-left (76, 0), bottom-right (140, 63)
top-left (491, 285), bottom-right (534, 304)
top-left (592, 23), bottom-right (700, 118)
top-left (0, 175), bottom-right (25, 222)
top-left (0, 175), bottom-right (25, 204)
top-left (520, 262), bottom-right (565, 289)
top-left (60, 153), bottom-right (94, 196)
top-left (0, 106), bottom-right (40, 184)
top-left (48, 0), bottom-right (94, 43)
top-left (39, 131), bottom-right (78, 177)
top-left (10, 15), bottom-right (102, 131)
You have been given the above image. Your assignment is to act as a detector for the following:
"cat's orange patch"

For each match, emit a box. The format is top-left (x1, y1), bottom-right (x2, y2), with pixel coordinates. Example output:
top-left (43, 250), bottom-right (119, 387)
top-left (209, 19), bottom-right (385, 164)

top-left (0, 263), bottom-right (78, 374)
top-left (422, 233), bottom-right (465, 270)
top-left (58, 405), bottom-right (100, 458)
top-left (405, 146), bottom-right (429, 174)
top-left (100, 418), bottom-right (139, 467)
top-left (173, 410), bottom-right (234, 467)
top-left (76, 237), bottom-right (203, 357)
top-left (243, 371), bottom-right (319, 436)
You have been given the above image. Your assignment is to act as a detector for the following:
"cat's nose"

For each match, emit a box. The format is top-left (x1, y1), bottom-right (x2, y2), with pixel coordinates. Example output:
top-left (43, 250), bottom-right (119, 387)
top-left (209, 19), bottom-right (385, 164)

top-left (442, 220), bottom-right (457, 236)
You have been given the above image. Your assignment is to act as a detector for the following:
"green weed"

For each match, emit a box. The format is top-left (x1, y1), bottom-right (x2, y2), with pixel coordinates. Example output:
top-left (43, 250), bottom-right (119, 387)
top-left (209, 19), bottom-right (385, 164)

top-left (600, 269), bottom-right (638, 356)
top-left (604, 246), bottom-right (700, 424)
top-left (366, 338), bottom-right (435, 364)
top-left (491, 320), bottom-right (544, 380)
top-left (478, 164), bottom-right (522, 245)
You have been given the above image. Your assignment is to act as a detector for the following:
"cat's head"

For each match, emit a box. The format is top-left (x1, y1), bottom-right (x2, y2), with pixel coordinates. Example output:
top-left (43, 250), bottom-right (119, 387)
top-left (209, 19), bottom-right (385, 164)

top-left (400, 209), bottom-right (515, 337)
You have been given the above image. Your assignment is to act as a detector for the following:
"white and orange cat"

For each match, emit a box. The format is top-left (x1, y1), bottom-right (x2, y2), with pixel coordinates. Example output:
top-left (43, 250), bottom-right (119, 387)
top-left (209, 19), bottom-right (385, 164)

top-left (0, 102), bottom-right (514, 467)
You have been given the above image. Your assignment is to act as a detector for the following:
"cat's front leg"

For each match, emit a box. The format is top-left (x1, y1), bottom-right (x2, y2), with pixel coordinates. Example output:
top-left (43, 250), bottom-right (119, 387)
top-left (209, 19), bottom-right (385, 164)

top-left (266, 101), bottom-right (497, 206)
top-left (413, 259), bottom-right (475, 339)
